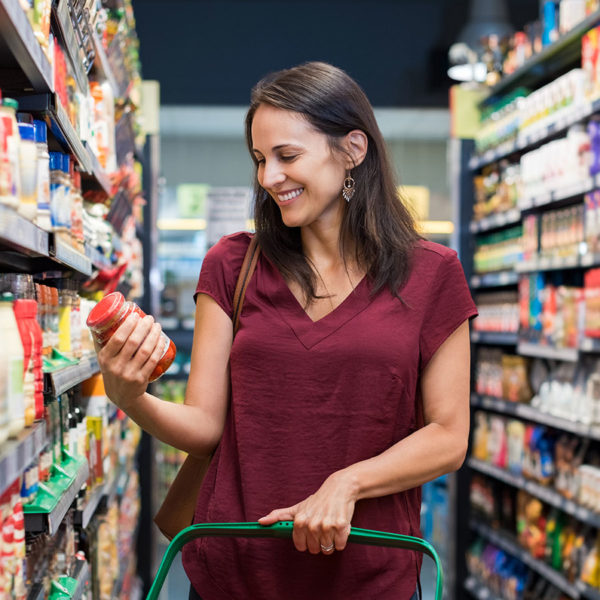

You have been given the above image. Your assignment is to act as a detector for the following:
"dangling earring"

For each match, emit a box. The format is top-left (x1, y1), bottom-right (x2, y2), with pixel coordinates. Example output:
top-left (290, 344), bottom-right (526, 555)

top-left (342, 173), bottom-right (355, 202)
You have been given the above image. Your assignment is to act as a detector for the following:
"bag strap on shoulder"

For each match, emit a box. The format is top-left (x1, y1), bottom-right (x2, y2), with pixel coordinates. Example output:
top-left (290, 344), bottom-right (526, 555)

top-left (232, 236), bottom-right (260, 336)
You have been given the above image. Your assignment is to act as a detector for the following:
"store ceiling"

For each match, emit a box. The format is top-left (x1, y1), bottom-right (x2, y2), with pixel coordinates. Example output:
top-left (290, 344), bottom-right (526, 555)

top-left (133, 0), bottom-right (539, 107)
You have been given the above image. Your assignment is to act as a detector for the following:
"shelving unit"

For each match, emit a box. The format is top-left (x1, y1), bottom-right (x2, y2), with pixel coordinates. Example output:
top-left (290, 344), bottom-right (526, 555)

top-left (453, 10), bottom-right (600, 599)
top-left (0, 421), bottom-right (46, 496)
top-left (45, 354), bottom-right (100, 397)
top-left (470, 331), bottom-right (518, 345)
top-left (469, 458), bottom-right (600, 528)
top-left (0, 0), bottom-right (53, 92)
top-left (24, 455), bottom-right (89, 535)
top-left (464, 576), bottom-right (503, 600)
top-left (471, 394), bottom-right (600, 440)
top-left (470, 520), bottom-right (582, 599)
top-left (0, 0), bottom-right (152, 597)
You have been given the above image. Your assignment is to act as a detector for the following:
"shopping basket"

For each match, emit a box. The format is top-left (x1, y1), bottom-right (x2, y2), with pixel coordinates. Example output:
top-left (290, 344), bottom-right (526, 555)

top-left (146, 521), bottom-right (443, 600)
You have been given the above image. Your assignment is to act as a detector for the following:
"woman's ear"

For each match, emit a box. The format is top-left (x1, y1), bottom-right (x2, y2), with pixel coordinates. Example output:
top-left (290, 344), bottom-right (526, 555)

top-left (343, 130), bottom-right (368, 169)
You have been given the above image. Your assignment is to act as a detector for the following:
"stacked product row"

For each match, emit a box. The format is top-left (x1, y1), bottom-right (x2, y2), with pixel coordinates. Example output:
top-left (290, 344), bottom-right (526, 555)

top-left (474, 349), bottom-right (600, 424)
top-left (478, 0), bottom-right (600, 88)
top-left (470, 476), bottom-right (600, 593)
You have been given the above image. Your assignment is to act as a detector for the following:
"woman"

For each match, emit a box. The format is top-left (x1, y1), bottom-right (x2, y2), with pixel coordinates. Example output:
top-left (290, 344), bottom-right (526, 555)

top-left (96, 62), bottom-right (477, 599)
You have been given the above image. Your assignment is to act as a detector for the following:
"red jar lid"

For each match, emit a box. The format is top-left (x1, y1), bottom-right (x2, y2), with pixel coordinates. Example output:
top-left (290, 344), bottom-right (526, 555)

top-left (86, 292), bottom-right (125, 330)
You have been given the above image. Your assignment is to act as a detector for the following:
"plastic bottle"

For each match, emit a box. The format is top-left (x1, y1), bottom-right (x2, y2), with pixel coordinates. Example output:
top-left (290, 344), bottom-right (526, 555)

top-left (0, 293), bottom-right (24, 438)
top-left (33, 120), bottom-right (51, 231)
top-left (49, 151), bottom-right (64, 231)
top-left (13, 299), bottom-right (35, 428)
top-left (86, 292), bottom-right (177, 382)
top-left (0, 94), bottom-right (12, 205)
top-left (16, 123), bottom-right (37, 222)
top-left (0, 99), bottom-right (20, 208)
top-left (70, 170), bottom-right (84, 251)
top-left (57, 285), bottom-right (72, 357)
top-left (60, 153), bottom-right (72, 237)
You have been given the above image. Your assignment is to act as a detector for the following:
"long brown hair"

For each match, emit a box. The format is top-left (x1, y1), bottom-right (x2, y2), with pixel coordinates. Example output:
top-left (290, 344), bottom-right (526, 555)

top-left (245, 62), bottom-right (421, 302)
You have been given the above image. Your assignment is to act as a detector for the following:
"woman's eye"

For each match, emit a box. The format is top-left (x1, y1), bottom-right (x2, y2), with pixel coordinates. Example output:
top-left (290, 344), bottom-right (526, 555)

top-left (255, 158), bottom-right (265, 165)
top-left (280, 155), bottom-right (297, 162)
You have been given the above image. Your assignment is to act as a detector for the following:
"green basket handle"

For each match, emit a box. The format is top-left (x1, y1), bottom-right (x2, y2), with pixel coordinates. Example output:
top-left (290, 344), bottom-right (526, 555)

top-left (147, 521), bottom-right (443, 600)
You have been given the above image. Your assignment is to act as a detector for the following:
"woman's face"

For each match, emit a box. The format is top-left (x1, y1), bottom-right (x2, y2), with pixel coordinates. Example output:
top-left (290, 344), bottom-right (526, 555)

top-left (251, 104), bottom-right (347, 229)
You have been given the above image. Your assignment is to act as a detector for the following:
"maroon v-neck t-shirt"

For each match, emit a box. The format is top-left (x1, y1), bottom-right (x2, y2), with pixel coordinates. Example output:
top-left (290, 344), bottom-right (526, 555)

top-left (183, 232), bottom-right (477, 599)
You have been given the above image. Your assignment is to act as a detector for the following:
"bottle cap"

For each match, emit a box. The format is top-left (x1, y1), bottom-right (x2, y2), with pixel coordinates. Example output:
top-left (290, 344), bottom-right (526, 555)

top-left (18, 123), bottom-right (34, 142)
top-left (86, 292), bottom-right (125, 330)
top-left (2, 98), bottom-right (18, 110)
top-left (33, 120), bottom-right (47, 144)
top-left (49, 152), bottom-right (63, 171)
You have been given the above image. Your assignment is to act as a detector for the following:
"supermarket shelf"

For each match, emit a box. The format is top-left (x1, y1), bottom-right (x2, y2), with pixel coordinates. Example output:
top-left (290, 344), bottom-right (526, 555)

top-left (579, 583), bottom-right (600, 600)
top-left (91, 31), bottom-right (118, 97)
top-left (470, 331), bottom-right (519, 346)
top-left (581, 337), bottom-right (600, 353)
top-left (0, 421), bottom-right (46, 496)
top-left (25, 457), bottom-right (89, 535)
top-left (470, 208), bottom-right (521, 234)
top-left (85, 243), bottom-right (113, 270)
top-left (54, 0), bottom-right (89, 95)
top-left (15, 93), bottom-right (92, 173)
top-left (464, 576), bottom-right (503, 600)
top-left (470, 270), bottom-right (520, 289)
top-left (482, 10), bottom-right (600, 104)
top-left (0, 204), bottom-right (49, 256)
top-left (26, 583), bottom-right (44, 600)
top-left (74, 482), bottom-right (104, 528)
top-left (516, 253), bottom-right (581, 273)
top-left (0, 0), bottom-right (53, 92)
top-left (83, 141), bottom-right (112, 195)
top-left (519, 176), bottom-right (598, 211)
top-left (46, 354), bottom-right (100, 397)
top-left (471, 394), bottom-right (600, 441)
top-left (51, 235), bottom-right (92, 276)
top-left (470, 519), bottom-right (581, 599)
top-left (517, 342), bottom-right (579, 362)
top-left (468, 458), bottom-right (600, 529)
top-left (71, 559), bottom-right (91, 600)
top-left (470, 98), bottom-right (600, 171)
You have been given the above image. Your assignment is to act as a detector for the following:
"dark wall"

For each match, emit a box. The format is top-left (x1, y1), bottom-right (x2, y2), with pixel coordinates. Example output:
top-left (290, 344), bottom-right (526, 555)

top-left (133, 0), bottom-right (539, 107)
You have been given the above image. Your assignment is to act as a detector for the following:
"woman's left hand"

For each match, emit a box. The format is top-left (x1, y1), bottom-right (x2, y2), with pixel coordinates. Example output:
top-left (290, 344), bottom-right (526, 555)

top-left (258, 470), bottom-right (358, 555)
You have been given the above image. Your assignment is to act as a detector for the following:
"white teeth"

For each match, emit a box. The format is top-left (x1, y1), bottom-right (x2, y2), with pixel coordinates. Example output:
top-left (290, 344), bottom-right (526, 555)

top-left (277, 187), bottom-right (303, 202)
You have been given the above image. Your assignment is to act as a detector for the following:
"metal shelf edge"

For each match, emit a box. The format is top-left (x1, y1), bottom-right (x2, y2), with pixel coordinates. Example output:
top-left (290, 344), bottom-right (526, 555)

top-left (0, 0), bottom-right (53, 92)
top-left (52, 235), bottom-right (92, 277)
top-left (48, 460), bottom-right (89, 534)
top-left (470, 519), bottom-right (581, 599)
top-left (49, 354), bottom-right (100, 397)
top-left (0, 421), bottom-right (47, 497)
top-left (54, 0), bottom-right (89, 96)
top-left (482, 10), bottom-right (600, 103)
top-left (517, 342), bottom-right (579, 362)
top-left (471, 394), bottom-right (600, 440)
top-left (0, 204), bottom-right (49, 256)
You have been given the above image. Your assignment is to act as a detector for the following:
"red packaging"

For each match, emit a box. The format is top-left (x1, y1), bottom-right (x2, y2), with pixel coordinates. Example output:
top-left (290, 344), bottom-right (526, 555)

top-left (86, 292), bottom-right (176, 381)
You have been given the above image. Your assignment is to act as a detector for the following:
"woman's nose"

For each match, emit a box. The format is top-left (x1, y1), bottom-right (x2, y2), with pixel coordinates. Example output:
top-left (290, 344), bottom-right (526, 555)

top-left (260, 160), bottom-right (286, 189)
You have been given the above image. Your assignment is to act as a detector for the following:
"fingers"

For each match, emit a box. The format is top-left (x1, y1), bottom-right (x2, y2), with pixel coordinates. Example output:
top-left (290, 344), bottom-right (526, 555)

top-left (97, 313), bottom-right (165, 380)
top-left (258, 508), bottom-right (295, 525)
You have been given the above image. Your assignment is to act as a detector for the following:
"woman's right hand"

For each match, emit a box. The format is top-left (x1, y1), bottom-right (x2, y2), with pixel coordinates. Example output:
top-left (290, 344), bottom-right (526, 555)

top-left (95, 312), bottom-right (165, 410)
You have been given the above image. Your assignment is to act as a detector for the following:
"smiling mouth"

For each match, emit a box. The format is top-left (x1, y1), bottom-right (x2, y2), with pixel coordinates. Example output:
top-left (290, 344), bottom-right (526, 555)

top-left (277, 187), bottom-right (304, 202)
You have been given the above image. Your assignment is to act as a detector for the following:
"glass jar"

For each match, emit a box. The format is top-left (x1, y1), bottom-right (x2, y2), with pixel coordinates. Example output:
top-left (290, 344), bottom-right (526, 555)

top-left (86, 292), bottom-right (176, 382)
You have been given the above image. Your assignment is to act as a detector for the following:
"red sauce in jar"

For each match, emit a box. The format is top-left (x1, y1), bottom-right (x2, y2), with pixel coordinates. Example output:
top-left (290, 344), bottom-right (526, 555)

top-left (86, 292), bottom-right (176, 382)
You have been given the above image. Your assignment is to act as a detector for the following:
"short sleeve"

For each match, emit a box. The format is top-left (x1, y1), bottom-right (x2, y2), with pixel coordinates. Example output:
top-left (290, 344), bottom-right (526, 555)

top-left (194, 232), bottom-right (252, 318)
top-left (419, 250), bottom-right (478, 371)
